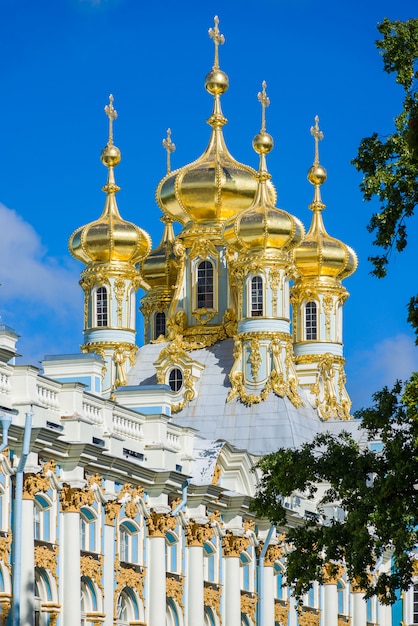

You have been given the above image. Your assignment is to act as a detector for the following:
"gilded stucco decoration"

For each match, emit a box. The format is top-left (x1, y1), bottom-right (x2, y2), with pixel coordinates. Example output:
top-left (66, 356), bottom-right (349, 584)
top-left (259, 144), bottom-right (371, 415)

top-left (80, 555), bottom-right (104, 594)
top-left (298, 608), bottom-right (321, 626)
top-left (60, 484), bottom-right (95, 513)
top-left (322, 562), bottom-right (345, 585)
top-left (166, 575), bottom-right (184, 611)
top-left (338, 617), bottom-right (351, 626)
top-left (146, 512), bottom-right (177, 538)
top-left (0, 600), bottom-right (11, 626)
top-left (300, 353), bottom-right (351, 420)
top-left (263, 544), bottom-right (283, 567)
top-left (114, 556), bottom-right (145, 609)
top-left (185, 520), bottom-right (214, 547)
top-left (104, 500), bottom-right (121, 526)
top-left (204, 584), bottom-right (221, 622)
top-left (22, 472), bottom-right (51, 500)
top-left (35, 544), bottom-right (58, 582)
top-left (241, 592), bottom-right (257, 621)
top-left (0, 535), bottom-right (12, 573)
top-left (189, 239), bottom-right (219, 261)
top-left (118, 483), bottom-right (144, 519)
top-left (274, 601), bottom-right (290, 626)
top-left (221, 532), bottom-right (249, 558)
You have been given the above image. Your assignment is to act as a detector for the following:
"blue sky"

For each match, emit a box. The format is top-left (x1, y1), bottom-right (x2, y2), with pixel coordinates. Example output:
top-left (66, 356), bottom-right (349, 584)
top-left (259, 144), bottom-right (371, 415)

top-left (0, 0), bottom-right (417, 410)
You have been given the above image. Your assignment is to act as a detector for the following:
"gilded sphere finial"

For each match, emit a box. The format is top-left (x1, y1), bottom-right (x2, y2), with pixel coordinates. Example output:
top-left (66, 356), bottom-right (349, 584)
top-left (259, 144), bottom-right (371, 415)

top-left (307, 164), bottom-right (327, 186)
top-left (205, 69), bottom-right (229, 95)
top-left (252, 131), bottom-right (274, 155)
top-left (101, 144), bottom-right (121, 167)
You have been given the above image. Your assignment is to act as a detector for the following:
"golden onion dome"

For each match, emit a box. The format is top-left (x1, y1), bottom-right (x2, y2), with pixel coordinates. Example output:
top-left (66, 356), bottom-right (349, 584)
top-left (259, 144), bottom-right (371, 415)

top-left (293, 117), bottom-right (358, 282)
top-left (156, 17), bottom-right (276, 230)
top-left (69, 95), bottom-right (151, 267)
top-left (223, 82), bottom-right (304, 256)
top-left (140, 216), bottom-right (179, 291)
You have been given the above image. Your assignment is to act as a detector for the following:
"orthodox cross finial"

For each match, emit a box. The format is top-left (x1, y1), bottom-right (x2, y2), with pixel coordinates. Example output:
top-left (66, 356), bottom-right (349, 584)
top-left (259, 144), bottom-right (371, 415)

top-left (162, 128), bottom-right (176, 174)
top-left (104, 94), bottom-right (118, 146)
top-left (257, 81), bottom-right (270, 132)
top-left (208, 16), bottom-right (225, 70)
top-left (310, 115), bottom-right (324, 166)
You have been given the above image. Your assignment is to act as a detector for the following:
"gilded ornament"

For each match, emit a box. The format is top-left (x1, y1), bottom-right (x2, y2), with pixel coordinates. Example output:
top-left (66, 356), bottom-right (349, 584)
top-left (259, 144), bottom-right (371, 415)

top-left (338, 617), bottom-right (351, 626)
top-left (192, 307), bottom-right (217, 326)
top-left (114, 556), bottom-right (145, 604)
top-left (104, 500), bottom-right (121, 526)
top-left (241, 592), bottom-right (257, 621)
top-left (211, 463), bottom-right (221, 486)
top-left (322, 294), bottom-right (334, 339)
top-left (146, 512), bottom-right (177, 538)
top-left (119, 484), bottom-right (144, 519)
top-left (189, 239), bottom-right (219, 261)
top-left (0, 600), bottom-right (11, 626)
top-left (322, 562), bottom-right (344, 585)
top-left (248, 338), bottom-right (261, 382)
top-left (80, 554), bottom-right (104, 594)
top-left (222, 532), bottom-right (249, 557)
top-left (185, 520), bottom-right (214, 547)
top-left (204, 584), bottom-right (221, 621)
top-left (262, 544), bottom-right (283, 567)
top-left (0, 535), bottom-right (12, 573)
top-left (34, 544), bottom-right (58, 580)
top-left (166, 574), bottom-right (184, 611)
top-left (60, 484), bottom-right (95, 513)
top-left (298, 608), bottom-right (320, 626)
top-left (275, 600), bottom-right (289, 626)
top-left (23, 472), bottom-right (50, 500)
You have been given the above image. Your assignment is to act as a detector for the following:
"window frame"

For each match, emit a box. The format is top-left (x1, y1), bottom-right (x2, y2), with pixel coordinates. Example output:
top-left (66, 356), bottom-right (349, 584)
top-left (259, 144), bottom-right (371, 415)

top-left (304, 301), bottom-right (318, 340)
top-left (196, 260), bottom-right (215, 310)
top-left (249, 275), bottom-right (264, 317)
top-left (95, 286), bottom-right (109, 327)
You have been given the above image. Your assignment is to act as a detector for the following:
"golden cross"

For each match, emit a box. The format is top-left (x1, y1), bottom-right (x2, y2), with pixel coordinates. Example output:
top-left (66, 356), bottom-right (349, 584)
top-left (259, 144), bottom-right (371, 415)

top-left (162, 128), bottom-right (176, 174)
top-left (310, 115), bottom-right (324, 165)
top-left (208, 16), bottom-right (225, 70)
top-left (257, 81), bottom-right (270, 132)
top-left (104, 94), bottom-right (118, 146)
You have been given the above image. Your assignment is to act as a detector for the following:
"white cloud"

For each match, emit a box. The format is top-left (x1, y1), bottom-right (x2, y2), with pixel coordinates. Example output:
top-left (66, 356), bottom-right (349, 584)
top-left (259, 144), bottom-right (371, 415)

top-left (347, 334), bottom-right (418, 411)
top-left (0, 203), bottom-right (80, 321)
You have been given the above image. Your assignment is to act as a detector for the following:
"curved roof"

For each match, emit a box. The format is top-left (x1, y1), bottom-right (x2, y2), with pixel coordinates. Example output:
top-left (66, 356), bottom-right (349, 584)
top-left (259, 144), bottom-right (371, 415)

top-left (127, 339), bottom-right (339, 456)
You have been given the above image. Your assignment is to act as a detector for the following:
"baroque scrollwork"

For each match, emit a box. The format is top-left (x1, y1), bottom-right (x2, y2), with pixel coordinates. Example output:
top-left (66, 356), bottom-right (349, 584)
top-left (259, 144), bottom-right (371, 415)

top-left (80, 555), bottom-right (104, 594)
top-left (185, 520), bottom-right (214, 547)
top-left (60, 484), bottom-right (95, 513)
top-left (146, 512), bottom-right (177, 538)
top-left (166, 574), bottom-right (184, 610)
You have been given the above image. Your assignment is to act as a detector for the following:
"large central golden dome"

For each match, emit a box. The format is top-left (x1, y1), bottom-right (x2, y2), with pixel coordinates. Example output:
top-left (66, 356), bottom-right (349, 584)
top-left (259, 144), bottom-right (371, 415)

top-left (156, 17), bottom-right (275, 232)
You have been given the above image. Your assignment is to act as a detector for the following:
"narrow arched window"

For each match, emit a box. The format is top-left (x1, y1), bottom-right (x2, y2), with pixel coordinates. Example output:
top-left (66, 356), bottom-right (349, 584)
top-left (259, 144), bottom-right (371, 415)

top-left (96, 287), bottom-right (108, 327)
top-left (305, 301), bottom-right (317, 340)
top-left (250, 276), bottom-right (263, 317)
top-left (154, 312), bottom-right (166, 339)
top-left (196, 261), bottom-right (214, 309)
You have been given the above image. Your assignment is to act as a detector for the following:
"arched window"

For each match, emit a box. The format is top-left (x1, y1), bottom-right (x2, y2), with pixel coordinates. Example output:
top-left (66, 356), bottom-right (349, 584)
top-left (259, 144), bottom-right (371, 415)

top-left (34, 494), bottom-right (52, 542)
top-left (168, 368), bottom-right (183, 393)
top-left (166, 530), bottom-right (180, 573)
top-left (240, 550), bottom-right (253, 592)
top-left (116, 587), bottom-right (140, 624)
top-left (204, 539), bottom-right (219, 584)
top-left (96, 286), bottom-right (108, 327)
top-left (250, 276), bottom-right (263, 317)
top-left (119, 520), bottom-right (140, 564)
top-left (80, 507), bottom-right (98, 553)
top-left (197, 261), bottom-right (214, 309)
top-left (154, 312), bottom-right (166, 339)
top-left (305, 301), bottom-right (317, 340)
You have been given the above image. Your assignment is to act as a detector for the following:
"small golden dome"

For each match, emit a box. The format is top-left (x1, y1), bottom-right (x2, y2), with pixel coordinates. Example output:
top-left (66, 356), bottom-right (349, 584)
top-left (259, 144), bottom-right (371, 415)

top-left (293, 117), bottom-right (357, 283)
top-left (156, 19), bottom-right (276, 230)
top-left (141, 217), bottom-right (179, 291)
top-left (69, 95), bottom-right (152, 268)
top-left (223, 82), bottom-right (304, 256)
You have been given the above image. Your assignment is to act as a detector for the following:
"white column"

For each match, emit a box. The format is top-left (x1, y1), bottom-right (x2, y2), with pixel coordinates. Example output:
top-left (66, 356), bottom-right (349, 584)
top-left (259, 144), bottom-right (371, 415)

top-left (186, 521), bottom-right (214, 626)
top-left (351, 591), bottom-right (367, 626)
top-left (103, 502), bottom-right (119, 626)
top-left (323, 583), bottom-right (338, 626)
top-left (20, 496), bottom-right (35, 626)
top-left (222, 533), bottom-right (249, 626)
top-left (263, 564), bottom-right (275, 626)
top-left (146, 512), bottom-right (176, 626)
top-left (60, 486), bottom-right (83, 626)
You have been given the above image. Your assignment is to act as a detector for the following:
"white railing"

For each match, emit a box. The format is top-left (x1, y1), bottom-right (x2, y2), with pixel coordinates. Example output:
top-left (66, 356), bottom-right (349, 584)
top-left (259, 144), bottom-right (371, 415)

top-left (0, 372), bottom-right (10, 396)
top-left (166, 431), bottom-right (181, 451)
top-left (36, 384), bottom-right (60, 411)
top-left (82, 401), bottom-right (103, 426)
top-left (113, 413), bottom-right (143, 441)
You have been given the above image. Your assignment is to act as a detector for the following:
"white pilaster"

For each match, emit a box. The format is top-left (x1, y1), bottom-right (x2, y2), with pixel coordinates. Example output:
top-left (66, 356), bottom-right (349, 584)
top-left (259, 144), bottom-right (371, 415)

top-left (148, 535), bottom-right (166, 626)
top-left (103, 509), bottom-right (117, 626)
top-left (351, 591), bottom-right (367, 626)
top-left (187, 545), bottom-right (204, 626)
top-left (62, 511), bottom-right (81, 626)
top-left (323, 583), bottom-right (338, 626)
top-left (263, 564), bottom-right (275, 626)
top-left (20, 498), bottom-right (35, 626)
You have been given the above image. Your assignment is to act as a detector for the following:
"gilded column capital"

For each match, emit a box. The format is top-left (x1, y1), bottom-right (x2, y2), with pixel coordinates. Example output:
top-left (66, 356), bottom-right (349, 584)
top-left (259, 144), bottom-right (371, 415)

top-left (23, 472), bottom-right (50, 500)
top-left (262, 544), bottom-right (283, 567)
top-left (60, 483), bottom-right (95, 513)
top-left (104, 500), bottom-right (121, 526)
top-left (185, 520), bottom-right (214, 547)
top-left (222, 531), bottom-right (249, 558)
top-left (350, 574), bottom-right (371, 593)
top-left (146, 511), bottom-right (177, 538)
top-left (322, 562), bottom-right (344, 585)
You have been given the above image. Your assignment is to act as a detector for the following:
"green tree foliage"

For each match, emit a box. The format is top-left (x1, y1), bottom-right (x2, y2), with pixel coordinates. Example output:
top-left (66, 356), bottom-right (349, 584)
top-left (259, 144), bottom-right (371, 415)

top-left (352, 18), bottom-right (418, 338)
top-left (252, 375), bottom-right (418, 604)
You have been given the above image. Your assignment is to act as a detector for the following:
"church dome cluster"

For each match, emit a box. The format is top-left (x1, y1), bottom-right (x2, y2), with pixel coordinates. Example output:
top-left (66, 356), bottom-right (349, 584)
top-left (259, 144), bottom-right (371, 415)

top-left (68, 16), bottom-right (357, 432)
